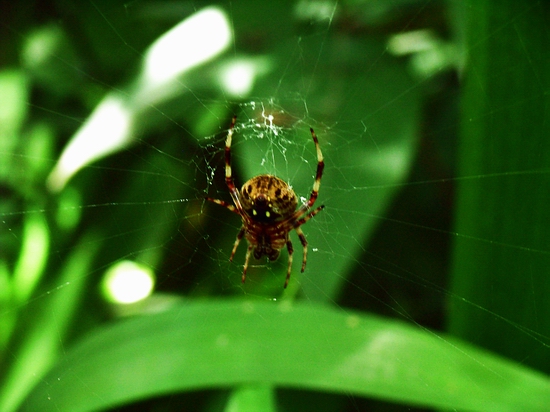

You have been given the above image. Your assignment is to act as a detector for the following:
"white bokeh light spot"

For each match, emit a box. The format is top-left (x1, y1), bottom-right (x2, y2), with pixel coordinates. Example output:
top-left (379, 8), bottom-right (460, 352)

top-left (102, 261), bottom-right (155, 304)
top-left (221, 61), bottom-right (255, 96)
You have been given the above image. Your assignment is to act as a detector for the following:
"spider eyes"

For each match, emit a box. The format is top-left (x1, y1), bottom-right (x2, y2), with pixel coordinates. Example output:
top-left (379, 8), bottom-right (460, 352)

top-left (252, 209), bottom-right (271, 218)
top-left (249, 204), bottom-right (280, 223)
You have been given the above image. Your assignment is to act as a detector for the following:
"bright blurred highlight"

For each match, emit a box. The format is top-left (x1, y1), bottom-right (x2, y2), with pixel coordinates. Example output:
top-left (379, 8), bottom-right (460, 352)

top-left (102, 261), bottom-right (155, 304)
top-left (387, 29), bottom-right (457, 78)
top-left (387, 30), bottom-right (436, 55)
top-left (20, 26), bottom-right (60, 68)
top-left (139, 7), bottom-right (231, 102)
top-left (220, 60), bottom-right (256, 96)
top-left (219, 58), bottom-right (271, 97)
top-left (47, 95), bottom-right (131, 192)
top-left (47, 7), bottom-right (231, 192)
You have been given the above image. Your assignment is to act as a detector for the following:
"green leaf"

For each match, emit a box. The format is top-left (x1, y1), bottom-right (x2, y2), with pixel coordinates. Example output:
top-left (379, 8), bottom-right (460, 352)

top-left (0, 232), bottom-right (101, 412)
top-left (21, 300), bottom-right (550, 411)
top-left (449, 0), bottom-right (550, 371)
top-left (0, 69), bottom-right (27, 138)
top-left (225, 384), bottom-right (276, 412)
top-left (0, 69), bottom-right (28, 179)
top-left (12, 213), bottom-right (49, 304)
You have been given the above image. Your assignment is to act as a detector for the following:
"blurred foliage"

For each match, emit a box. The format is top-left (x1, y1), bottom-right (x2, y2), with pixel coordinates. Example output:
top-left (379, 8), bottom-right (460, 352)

top-left (0, 0), bottom-right (548, 411)
top-left (448, 0), bottom-right (550, 372)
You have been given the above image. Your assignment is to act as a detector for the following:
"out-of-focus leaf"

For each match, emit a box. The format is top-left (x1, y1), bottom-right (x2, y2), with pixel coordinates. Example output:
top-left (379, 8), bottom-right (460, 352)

top-left (225, 384), bottom-right (276, 412)
top-left (47, 6), bottom-right (231, 192)
top-left (449, 0), bottom-right (550, 372)
top-left (0, 70), bottom-right (28, 179)
top-left (0, 233), bottom-right (101, 412)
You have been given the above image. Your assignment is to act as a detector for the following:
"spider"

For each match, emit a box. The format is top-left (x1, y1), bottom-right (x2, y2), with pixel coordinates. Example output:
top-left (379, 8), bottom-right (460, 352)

top-left (206, 116), bottom-right (325, 288)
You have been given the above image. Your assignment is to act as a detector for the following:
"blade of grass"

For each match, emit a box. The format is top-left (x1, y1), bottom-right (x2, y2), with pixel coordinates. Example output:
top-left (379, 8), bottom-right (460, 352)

top-left (449, 0), bottom-right (550, 372)
top-left (21, 300), bottom-right (550, 412)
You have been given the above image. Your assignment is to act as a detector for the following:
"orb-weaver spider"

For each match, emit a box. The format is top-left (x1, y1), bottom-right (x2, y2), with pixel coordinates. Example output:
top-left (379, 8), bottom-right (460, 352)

top-left (206, 116), bottom-right (324, 288)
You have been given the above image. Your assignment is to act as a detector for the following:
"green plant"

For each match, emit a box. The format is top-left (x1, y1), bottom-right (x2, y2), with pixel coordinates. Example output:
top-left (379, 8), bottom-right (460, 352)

top-left (1, 1), bottom-right (549, 411)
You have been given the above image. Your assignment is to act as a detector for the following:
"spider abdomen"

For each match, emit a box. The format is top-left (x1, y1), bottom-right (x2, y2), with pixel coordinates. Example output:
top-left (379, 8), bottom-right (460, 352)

top-left (250, 233), bottom-right (283, 261)
top-left (245, 224), bottom-right (288, 261)
top-left (240, 174), bottom-right (298, 223)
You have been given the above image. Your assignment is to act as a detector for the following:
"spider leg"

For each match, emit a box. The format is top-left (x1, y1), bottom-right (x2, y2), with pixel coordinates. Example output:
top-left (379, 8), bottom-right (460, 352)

top-left (205, 116), bottom-right (244, 215)
top-left (293, 204), bottom-right (325, 273)
top-left (285, 239), bottom-right (294, 288)
top-left (224, 115), bottom-right (244, 211)
top-left (286, 128), bottom-right (325, 223)
top-left (294, 226), bottom-right (308, 273)
top-left (205, 197), bottom-right (239, 214)
top-left (242, 242), bottom-right (253, 284)
top-left (294, 204), bottom-right (325, 228)
top-left (299, 127), bottom-right (324, 214)
top-left (230, 227), bottom-right (245, 262)
top-left (307, 128), bottom-right (324, 206)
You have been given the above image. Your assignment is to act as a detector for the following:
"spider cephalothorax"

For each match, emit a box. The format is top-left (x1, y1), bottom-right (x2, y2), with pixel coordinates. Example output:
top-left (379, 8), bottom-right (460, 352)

top-left (206, 116), bottom-right (324, 288)
top-left (240, 175), bottom-right (297, 223)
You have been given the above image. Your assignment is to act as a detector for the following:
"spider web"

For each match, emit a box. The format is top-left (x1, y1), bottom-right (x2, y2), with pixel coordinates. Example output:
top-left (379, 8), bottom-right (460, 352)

top-left (1, 1), bottom-right (549, 411)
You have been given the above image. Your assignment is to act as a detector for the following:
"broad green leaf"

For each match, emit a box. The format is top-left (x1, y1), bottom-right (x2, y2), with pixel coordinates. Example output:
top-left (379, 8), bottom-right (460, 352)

top-left (449, 0), bottom-right (550, 372)
top-left (21, 300), bottom-right (550, 412)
